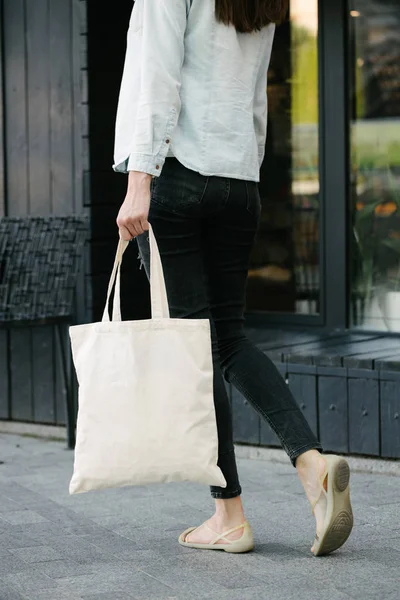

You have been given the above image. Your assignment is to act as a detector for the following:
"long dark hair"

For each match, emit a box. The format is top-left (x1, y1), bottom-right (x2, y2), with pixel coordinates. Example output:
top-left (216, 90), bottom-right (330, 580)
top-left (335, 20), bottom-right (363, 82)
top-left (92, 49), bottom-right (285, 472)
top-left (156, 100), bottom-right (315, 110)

top-left (215, 0), bottom-right (289, 33)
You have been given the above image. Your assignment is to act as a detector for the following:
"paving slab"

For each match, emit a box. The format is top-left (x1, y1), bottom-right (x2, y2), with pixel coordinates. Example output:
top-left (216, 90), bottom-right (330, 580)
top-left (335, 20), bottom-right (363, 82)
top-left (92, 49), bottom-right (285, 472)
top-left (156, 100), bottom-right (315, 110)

top-left (0, 432), bottom-right (400, 600)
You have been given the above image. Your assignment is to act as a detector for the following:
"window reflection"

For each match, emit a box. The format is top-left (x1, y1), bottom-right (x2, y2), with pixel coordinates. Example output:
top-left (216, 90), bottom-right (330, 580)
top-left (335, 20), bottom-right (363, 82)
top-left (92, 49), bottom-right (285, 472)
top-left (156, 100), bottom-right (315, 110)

top-left (350, 1), bottom-right (400, 331)
top-left (246, 0), bottom-right (320, 315)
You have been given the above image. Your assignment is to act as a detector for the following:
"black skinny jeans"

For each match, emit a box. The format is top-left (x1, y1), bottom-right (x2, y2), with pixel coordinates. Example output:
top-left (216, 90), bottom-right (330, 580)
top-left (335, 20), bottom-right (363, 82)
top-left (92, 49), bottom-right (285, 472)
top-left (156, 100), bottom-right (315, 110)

top-left (137, 158), bottom-right (322, 499)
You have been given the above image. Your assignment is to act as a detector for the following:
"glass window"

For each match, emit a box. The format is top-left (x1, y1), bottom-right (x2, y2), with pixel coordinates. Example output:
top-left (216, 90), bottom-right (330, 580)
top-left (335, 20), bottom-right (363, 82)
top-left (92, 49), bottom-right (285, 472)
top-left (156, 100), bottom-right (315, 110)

top-left (349, 1), bottom-right (400, 331)
top-left (246, 0), bottom-right (320, 315)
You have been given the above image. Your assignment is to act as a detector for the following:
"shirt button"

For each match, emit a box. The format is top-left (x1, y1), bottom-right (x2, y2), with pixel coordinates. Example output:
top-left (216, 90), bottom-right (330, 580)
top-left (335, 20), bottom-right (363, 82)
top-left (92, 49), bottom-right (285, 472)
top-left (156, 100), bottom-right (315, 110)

top-left (165, 139), bottom-right (170, 144)
top-left (155, 165), bottom-right (160, 170)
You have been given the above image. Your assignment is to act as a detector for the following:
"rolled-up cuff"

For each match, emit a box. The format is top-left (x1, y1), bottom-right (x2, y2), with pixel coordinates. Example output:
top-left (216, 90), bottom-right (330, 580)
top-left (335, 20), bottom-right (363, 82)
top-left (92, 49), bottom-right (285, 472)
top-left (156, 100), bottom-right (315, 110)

top-left (113, 109), bottom-right (178, 177)
top-left (113, 152), bottom-right (166, 177)
top-left (290, 443), bottom-right (323, 468)
top-left (210, 486), bottom-right (242, 499)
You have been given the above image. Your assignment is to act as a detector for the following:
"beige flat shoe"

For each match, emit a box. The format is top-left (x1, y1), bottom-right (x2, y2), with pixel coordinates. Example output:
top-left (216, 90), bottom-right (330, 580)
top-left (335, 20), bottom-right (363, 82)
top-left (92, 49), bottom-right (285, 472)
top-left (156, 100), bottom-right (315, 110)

top-left (178, 520), bottom-right (254, 553)
top-left (312, 455), bottom-right (354, 557)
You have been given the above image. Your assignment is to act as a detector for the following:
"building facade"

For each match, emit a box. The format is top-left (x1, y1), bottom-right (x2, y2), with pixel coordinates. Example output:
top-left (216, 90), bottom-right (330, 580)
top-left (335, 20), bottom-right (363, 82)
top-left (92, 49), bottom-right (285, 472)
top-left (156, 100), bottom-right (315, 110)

top-left (1, 0), bottom-right (399, 451)
top-left (85, 0), bottom-right (400, 334)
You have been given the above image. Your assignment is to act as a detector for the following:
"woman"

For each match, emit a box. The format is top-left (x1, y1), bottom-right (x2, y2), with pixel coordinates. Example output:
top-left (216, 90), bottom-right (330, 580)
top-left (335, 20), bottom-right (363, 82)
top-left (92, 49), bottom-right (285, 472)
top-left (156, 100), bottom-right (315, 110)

top-left (114, 0), bottom-right (353, 557)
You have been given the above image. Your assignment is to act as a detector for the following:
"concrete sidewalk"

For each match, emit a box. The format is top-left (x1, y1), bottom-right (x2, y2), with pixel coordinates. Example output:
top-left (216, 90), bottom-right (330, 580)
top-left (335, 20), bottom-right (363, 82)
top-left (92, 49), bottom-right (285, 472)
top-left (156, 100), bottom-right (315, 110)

top-left (0, 434), bottom-right (399, 600)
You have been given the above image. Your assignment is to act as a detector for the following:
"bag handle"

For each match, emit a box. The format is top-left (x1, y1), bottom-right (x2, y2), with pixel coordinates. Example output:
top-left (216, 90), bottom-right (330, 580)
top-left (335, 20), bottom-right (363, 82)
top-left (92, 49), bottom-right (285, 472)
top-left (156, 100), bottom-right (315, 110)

top-left (148, 225), bottom-right (170, 319)
top-left (101, 225), bottom-right (170, 322)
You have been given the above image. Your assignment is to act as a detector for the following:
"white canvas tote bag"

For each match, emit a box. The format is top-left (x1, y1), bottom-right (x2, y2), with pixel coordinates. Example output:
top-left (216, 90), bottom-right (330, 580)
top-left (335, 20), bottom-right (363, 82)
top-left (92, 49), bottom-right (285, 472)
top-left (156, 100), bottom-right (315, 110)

top-left (69, 226), bottom-right (226, 494)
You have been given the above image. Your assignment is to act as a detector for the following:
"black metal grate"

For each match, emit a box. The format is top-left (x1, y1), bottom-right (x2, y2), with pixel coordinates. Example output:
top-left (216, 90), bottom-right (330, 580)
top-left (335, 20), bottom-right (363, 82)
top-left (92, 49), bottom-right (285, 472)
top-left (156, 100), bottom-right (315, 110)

top-left (0, 216), bottom-right (89, 322)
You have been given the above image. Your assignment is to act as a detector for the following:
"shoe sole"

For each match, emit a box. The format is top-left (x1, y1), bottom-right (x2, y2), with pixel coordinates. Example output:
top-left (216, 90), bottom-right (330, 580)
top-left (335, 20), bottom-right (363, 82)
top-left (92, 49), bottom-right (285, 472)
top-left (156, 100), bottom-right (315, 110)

top-left (314, 457), bottom-right (354, 557)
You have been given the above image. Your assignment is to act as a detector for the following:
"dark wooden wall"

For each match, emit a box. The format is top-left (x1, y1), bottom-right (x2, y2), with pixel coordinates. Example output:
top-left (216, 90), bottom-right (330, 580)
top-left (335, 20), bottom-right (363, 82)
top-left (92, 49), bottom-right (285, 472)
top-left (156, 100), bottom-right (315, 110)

top-left (86, 0), bottom-right (150, 322)
top-left (1, 0), bottom-right (88, 321)
top-left (0, 0), bottom-right (88, 426)
top-left (231, 330), bottom-right (400, 459)
top-left (1, 0), bottom-right (85, 219)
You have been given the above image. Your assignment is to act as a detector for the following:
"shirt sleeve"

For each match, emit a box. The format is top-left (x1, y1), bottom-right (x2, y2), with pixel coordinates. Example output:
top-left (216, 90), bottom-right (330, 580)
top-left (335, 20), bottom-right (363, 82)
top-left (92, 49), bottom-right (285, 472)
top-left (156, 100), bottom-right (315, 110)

top-left (118, 0), bottom-right (189, 177)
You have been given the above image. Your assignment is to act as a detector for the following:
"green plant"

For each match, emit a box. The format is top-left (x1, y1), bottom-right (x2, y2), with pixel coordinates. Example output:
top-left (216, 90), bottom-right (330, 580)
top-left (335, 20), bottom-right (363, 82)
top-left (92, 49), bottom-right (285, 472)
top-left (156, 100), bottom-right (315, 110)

top-left (353, 167), bottom-right (400, 303)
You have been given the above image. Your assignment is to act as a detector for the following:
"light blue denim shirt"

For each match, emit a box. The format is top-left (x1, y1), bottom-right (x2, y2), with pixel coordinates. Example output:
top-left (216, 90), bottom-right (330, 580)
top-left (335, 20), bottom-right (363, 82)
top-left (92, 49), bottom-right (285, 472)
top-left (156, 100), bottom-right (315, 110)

top-left (113, 0), bottom-right (275, 182)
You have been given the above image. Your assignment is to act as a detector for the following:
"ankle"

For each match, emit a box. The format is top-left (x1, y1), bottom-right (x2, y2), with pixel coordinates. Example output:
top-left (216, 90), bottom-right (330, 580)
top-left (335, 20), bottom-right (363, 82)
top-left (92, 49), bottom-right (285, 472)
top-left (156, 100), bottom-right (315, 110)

top-left (296, 449), bottom-right (322, 471)
top-left (214, 497), bottom-right (245, 524)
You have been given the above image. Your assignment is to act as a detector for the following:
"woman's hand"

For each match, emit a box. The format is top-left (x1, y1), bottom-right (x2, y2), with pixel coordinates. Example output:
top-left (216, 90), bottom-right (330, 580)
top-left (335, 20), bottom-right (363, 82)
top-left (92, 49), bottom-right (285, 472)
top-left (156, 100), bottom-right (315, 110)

top-left (116, 171), bottom-right (152, 240)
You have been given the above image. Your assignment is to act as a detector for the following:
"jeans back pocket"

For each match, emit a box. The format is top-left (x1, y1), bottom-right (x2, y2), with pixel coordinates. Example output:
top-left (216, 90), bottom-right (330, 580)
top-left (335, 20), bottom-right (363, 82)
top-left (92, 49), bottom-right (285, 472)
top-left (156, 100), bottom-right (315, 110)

top-left (245, 181), bottom-right (261, 220)
top-left (151, 159), bottom-right (209, 215)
